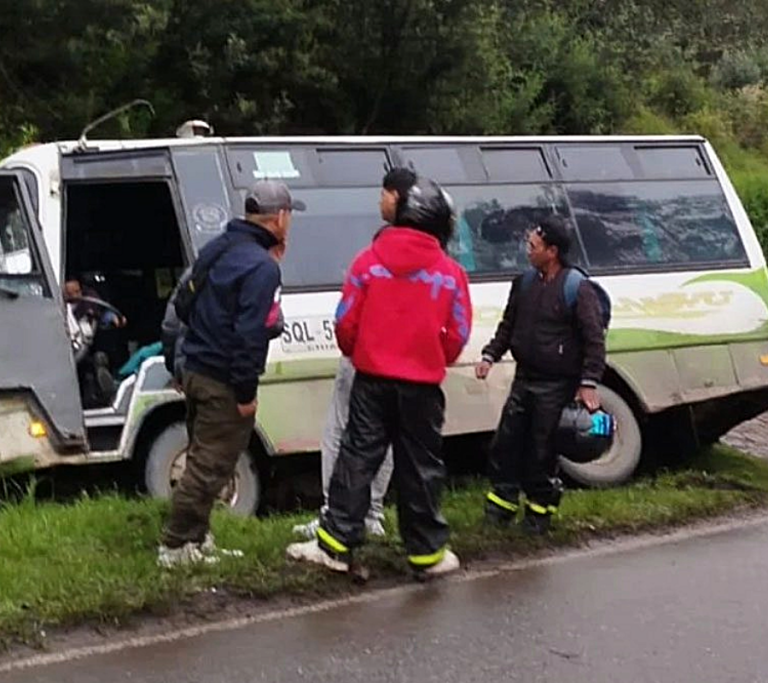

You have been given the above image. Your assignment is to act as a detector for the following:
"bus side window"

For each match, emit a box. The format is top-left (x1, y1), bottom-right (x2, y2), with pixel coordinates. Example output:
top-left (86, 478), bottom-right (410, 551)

top-left (445, 184), bottom-right (583, 276)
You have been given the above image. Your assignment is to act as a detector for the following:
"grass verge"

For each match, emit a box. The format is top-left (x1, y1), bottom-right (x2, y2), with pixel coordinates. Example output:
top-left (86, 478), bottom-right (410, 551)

top-left (2, 444), bottom-right (768, 647)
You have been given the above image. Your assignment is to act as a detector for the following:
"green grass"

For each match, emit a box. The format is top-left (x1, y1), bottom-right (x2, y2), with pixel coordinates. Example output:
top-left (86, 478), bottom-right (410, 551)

top-left (1, 444), bottom-right (767, 645)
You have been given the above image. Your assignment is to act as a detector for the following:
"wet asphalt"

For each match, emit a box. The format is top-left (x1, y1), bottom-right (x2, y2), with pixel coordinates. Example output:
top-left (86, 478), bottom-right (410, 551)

top-left (5, 519), bottom-right (768, 683)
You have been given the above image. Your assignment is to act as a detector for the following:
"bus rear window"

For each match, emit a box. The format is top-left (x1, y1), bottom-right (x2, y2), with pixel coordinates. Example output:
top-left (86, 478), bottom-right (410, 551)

top-left (568, 180), bottom-right (748, 271)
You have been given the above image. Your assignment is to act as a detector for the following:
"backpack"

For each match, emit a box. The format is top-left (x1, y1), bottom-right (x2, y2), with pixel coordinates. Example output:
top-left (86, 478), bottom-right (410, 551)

top-left (174, 233), bottom-right (251, 325)
top-left (518, 266), bottom-right (612, 331)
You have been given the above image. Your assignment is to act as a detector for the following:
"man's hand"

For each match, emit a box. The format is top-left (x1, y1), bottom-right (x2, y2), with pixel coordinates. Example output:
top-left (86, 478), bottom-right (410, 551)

top-left (237, 401), bottom-right (258, 418)
top-left (475, 360), bottom-right (493, 380)
top-left (576, 386), bottom-right (601, 412)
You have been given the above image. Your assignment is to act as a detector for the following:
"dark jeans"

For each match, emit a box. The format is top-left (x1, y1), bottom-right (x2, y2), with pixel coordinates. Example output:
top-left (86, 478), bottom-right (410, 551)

top-left (162, 371), bottom-right (252, 548)
top-left (320, 373), bottom-right (449, 566)
top-left (487, 373), bottom-right (578, 514)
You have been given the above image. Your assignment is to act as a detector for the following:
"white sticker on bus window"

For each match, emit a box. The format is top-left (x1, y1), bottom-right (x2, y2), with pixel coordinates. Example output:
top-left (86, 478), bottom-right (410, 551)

top-left (253, 151), bottom-right (300, 179)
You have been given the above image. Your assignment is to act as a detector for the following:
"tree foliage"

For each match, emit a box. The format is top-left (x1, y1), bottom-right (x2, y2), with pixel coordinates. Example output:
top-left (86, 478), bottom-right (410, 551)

top-left (3, 0), bottom-right (768, 143)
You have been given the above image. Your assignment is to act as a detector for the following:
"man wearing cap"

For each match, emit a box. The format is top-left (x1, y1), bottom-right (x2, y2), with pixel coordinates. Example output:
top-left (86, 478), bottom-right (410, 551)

top-left (475, 214), bottom-right (605, 535)
top-left (158, 180), bottom-right (304, 568)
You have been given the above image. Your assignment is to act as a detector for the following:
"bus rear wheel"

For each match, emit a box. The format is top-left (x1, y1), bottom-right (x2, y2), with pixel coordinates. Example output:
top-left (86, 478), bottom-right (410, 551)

top-left (558, 385), bottom-right (642, 487)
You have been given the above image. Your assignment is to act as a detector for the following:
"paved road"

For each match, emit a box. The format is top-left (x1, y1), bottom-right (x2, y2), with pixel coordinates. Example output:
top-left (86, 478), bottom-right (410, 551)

top-left (5, 519), bottom-right (768, 683)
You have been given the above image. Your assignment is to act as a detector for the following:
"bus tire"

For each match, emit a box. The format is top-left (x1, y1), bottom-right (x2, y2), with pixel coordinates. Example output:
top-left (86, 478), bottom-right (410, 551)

top-left (558, 385), bottom-right (642, 487)
top-left (144, 422), bottom-right (260, 516)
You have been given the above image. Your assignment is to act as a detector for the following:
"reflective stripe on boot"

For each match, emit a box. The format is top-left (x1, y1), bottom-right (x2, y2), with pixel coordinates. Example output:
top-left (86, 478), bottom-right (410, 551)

top-left (521, 501), bottom-right (555, 535)
top-left (484, 491), bottom-right (519, 527)
top-left (316, 527), bottom-right (352, 564)
top-left (487, 491), bottom-right (519, 513)
top-left (410, 548), bottom-right (460, 577)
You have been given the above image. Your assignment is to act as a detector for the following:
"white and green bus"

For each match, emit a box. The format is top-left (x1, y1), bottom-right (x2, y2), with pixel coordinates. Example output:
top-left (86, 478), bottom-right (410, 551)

top-left (1, 127), bottom-right (767, 511)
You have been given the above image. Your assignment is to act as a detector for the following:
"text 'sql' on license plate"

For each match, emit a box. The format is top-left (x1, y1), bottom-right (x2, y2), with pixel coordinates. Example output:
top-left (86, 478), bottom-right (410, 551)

top-left (280, 317), bottom-right (337, 353)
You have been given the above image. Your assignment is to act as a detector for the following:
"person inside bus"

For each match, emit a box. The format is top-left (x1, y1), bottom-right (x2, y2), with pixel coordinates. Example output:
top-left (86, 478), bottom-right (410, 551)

top-left (287, 176), bottom-right (472, 578)
top-left (64, 277), bottom-right (127, 330)
top-left (64, 276), bottom-right (128, 407)
top-left (476, 215), bottom-right (606, 535)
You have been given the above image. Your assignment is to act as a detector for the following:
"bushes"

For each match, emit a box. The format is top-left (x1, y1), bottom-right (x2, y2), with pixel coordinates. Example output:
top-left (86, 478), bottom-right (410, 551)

top-left (2, 0), bottom-right (768, 260)
top-left (646, 64), bottom-right (712, 118)
top-left (732, 171), bottom-right (768, 251)
top-left (711, 50), bottom-right (763, 91)
top-left (0, 124), bottom-right (38, 159)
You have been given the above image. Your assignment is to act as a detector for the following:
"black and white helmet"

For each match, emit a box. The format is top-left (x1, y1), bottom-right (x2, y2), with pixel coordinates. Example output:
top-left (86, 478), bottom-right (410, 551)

top-left (395, 177), bottom-right (456, 247)
top-left (555, 402), bottom-right (615, 464)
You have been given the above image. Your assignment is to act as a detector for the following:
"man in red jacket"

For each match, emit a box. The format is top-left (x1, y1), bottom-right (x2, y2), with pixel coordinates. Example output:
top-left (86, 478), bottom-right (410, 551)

top-left (288, 177), bottom-right (472, 578)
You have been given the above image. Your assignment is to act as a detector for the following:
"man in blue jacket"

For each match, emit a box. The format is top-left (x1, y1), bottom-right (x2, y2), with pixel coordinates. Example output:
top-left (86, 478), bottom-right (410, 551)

top-left (158, 180), bottom-right (304, 568)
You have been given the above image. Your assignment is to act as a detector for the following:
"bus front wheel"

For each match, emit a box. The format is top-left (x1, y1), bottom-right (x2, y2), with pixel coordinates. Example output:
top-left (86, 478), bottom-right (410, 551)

top-left (144, 422), bottom-right (261, 515)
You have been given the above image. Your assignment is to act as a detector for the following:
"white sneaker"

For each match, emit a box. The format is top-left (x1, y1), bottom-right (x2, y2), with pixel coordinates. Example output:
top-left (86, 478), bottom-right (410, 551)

top-left (292, 517), bottom-right (321, 540)
top-left (293, 517), bottom-right (386, 539)
top-left (423, 549), bottom-right (460, 577)
top-left (157, 542), bottom-right (219, 569)
top-left (286, 539), bottom-right (349, 573)
top-left (201, 532), bottom-right (244, 558)
top-left (365, 518), bottom-right (387, 538)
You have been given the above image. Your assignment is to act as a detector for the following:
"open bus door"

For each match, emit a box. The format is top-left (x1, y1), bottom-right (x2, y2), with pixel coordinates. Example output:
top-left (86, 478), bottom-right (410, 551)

top-left (0, 171), bottom-right (86, 469)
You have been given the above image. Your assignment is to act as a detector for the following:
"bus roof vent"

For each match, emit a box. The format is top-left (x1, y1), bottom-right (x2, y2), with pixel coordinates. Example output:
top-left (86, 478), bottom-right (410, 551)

top-left (176, 120), bottom-right (214, 138)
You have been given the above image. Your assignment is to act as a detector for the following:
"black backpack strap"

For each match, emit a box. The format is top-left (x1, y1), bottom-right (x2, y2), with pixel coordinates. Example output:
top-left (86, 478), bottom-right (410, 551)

top-left (191, 232), bottom-right (252, 288)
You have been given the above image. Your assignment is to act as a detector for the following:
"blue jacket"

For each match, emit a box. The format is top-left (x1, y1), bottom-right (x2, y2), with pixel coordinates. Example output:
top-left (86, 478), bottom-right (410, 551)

top-left (182, 218), bottom-right (281, 403)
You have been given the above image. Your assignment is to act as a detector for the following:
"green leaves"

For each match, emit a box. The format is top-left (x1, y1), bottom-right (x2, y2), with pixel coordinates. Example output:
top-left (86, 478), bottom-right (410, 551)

top-left (4, 0), bottom-right (768, 150)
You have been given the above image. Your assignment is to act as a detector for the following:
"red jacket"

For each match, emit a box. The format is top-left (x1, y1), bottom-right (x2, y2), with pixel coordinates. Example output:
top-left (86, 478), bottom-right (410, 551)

top-left (335, 227), bottom-right (472, 384)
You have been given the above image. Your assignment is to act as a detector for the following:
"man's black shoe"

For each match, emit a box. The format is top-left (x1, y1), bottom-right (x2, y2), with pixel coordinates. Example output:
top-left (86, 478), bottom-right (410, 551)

top-left (520, 511), bottom-right (552, 536)
top-left (483, 500), bottom-right (516, 528)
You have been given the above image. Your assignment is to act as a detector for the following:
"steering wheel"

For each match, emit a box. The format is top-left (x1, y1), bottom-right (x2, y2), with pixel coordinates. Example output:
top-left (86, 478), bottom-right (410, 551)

top-left (75, 295), bottom-right (126, 323)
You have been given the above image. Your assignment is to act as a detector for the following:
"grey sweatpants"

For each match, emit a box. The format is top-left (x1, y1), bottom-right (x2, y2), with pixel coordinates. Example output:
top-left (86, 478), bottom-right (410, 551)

top-left (321, 356), bottom-right (394, 522)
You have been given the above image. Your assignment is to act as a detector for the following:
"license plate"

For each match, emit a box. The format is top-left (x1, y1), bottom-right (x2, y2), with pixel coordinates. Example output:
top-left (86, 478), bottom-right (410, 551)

top-left (280, 316), bottom-right (337, 354)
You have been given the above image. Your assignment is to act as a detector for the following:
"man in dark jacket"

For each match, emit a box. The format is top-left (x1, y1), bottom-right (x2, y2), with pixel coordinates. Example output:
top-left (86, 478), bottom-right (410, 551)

top-left (161, 252), bottom-right (285, 387)
top-left (476, 214), bottom-right (605, 535)
top-left (158, 180), bottom-right (303, 568)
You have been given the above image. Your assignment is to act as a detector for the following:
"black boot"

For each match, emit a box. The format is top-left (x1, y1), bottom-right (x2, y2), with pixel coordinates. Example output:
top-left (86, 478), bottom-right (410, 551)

top-left (483, 492), bottom-right (518, 528)
top-left (520, 506), bottom-right (552, 536)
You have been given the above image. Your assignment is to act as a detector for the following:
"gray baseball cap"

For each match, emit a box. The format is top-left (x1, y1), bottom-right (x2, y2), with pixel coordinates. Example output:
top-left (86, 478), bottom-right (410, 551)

top-left (244, 180), bottom-right (306, 214)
